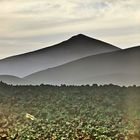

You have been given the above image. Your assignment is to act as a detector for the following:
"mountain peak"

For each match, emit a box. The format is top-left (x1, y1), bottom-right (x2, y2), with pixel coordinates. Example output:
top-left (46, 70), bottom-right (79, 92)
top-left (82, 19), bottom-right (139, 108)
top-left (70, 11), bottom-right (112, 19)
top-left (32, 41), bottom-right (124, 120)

top-left (0, 33), bottom-right (120, 77)
top-left (74, 34), bottom-right (87, 37)
top-left (69, 34), bottom-right (90, 40)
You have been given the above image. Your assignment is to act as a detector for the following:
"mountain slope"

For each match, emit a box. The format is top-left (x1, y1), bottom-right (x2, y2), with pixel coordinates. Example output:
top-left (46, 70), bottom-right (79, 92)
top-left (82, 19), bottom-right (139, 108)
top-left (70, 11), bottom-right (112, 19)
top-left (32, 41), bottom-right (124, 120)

top-left (0, 75), bottom-right (23, 85)
top-left (23, 46), bottom-right (140, 86)
top-left (0, 34), bottom-right (120, 77)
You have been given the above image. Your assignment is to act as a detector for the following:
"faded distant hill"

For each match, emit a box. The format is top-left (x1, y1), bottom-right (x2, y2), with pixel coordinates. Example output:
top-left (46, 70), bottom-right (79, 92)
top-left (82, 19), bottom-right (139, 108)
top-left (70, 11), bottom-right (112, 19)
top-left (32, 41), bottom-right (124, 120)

top-left (0, 75), bottom-right (22, 85)
top-left (23, 46), bottom-right (140, 86)
top-left (0, 34), bottom-right (119, 77)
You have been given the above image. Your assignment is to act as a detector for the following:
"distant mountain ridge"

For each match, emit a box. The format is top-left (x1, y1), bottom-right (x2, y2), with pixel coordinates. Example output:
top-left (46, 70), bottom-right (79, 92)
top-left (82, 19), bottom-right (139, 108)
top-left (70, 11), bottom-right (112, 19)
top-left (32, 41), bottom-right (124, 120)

top-left (0, 46), bottom-right (139, 86)
top-left (23, 46), bottom-right (140, 86)
top-left (0, 75), bottom-right (22, 85)
top-left (1, 34), bottom-right (139, 86)
top-left (0, 34), bottom-right (120, 77)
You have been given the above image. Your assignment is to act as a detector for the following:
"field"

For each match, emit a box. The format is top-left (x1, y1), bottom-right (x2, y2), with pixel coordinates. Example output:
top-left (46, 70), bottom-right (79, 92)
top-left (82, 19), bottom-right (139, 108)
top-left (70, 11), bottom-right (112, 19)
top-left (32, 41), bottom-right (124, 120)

top-left (0, 82), bottom-right (140, 140)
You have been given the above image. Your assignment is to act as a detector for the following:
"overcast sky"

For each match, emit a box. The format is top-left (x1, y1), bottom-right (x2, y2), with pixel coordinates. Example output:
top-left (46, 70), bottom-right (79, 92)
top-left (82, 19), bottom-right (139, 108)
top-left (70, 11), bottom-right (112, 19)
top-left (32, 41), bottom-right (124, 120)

top-left (0, 0), bottom-right (139, 59)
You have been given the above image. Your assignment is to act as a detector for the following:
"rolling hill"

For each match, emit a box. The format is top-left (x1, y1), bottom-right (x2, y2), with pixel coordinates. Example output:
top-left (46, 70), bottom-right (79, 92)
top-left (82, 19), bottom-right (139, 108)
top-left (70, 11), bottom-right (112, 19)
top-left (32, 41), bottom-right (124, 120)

top-left (0, 75), bottom-right (23, 85)
top-left (23, 46), bottom-right (140, 86)
top-left (0, 34), bottom-right (119, 77)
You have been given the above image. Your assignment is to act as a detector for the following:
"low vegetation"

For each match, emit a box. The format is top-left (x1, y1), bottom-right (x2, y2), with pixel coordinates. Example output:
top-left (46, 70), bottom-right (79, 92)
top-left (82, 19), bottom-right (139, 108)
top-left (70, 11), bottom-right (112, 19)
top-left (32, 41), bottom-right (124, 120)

top-left (0, 82), bottom-right (140, 140)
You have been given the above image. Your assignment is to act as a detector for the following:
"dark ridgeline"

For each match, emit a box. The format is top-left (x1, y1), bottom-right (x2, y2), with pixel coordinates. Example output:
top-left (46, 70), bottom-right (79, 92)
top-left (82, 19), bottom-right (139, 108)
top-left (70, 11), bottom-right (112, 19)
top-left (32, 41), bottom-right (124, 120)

top-left (0, 34), bottom-right (119, 77)
top-left (0, 34), bottom-right (139, 86)
top-left (23, 46), bottom-right (140, 86)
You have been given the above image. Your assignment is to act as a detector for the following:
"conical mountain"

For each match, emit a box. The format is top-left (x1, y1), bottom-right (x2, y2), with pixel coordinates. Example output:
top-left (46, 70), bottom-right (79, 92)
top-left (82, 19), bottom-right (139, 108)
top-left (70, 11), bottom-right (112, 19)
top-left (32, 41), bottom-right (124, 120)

top-left (0, 34), bottom-right (120, 77)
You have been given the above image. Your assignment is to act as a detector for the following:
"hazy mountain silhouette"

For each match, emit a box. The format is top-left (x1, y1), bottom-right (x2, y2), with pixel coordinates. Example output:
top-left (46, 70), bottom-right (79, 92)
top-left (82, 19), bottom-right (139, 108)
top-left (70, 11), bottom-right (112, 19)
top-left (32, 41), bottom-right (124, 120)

top-left (23, 46), bottom-right (140, 86)
top-left (0, 34), bottom-right (119, 77)
top-left (0, 75), bottom-right (23, 85)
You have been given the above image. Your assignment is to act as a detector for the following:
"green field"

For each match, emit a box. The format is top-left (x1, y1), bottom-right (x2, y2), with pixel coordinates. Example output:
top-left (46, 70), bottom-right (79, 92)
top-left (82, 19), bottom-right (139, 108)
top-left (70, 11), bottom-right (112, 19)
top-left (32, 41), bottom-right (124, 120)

top-left (0, 82), bottom-right (140, 140)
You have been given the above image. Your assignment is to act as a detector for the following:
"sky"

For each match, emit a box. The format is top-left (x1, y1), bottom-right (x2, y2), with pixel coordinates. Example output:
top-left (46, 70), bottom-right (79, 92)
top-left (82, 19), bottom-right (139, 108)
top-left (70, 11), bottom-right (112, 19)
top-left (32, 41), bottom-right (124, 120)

top-left (0, 0), bottom-right (139, 59)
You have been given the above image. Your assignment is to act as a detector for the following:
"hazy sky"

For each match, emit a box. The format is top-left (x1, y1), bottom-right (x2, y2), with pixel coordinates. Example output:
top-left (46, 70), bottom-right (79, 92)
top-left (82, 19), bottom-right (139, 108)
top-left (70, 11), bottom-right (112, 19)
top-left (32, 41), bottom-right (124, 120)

top-left (0, 0), bottom-right (139, 59)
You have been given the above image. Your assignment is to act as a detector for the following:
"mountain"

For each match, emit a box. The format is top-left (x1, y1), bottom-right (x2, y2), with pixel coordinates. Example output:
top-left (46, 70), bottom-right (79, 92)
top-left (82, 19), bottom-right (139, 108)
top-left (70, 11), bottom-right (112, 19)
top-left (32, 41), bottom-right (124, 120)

top-left (0, 34), bottom-right (120, 77)
top-left (23, 46), bottom-right (140, 86)
top-left (0, 75), bottom-right (23, 85)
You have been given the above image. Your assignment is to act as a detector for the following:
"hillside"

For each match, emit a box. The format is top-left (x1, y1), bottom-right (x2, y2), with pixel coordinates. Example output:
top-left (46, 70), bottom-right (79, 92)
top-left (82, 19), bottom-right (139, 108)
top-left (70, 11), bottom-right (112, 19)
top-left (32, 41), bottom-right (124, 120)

top-left (0, 34), bottom-right (119, 77)
top-left (24, 46), bottom-right (140, 86)
top-left (0, 75), bottom-right (23, 85)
